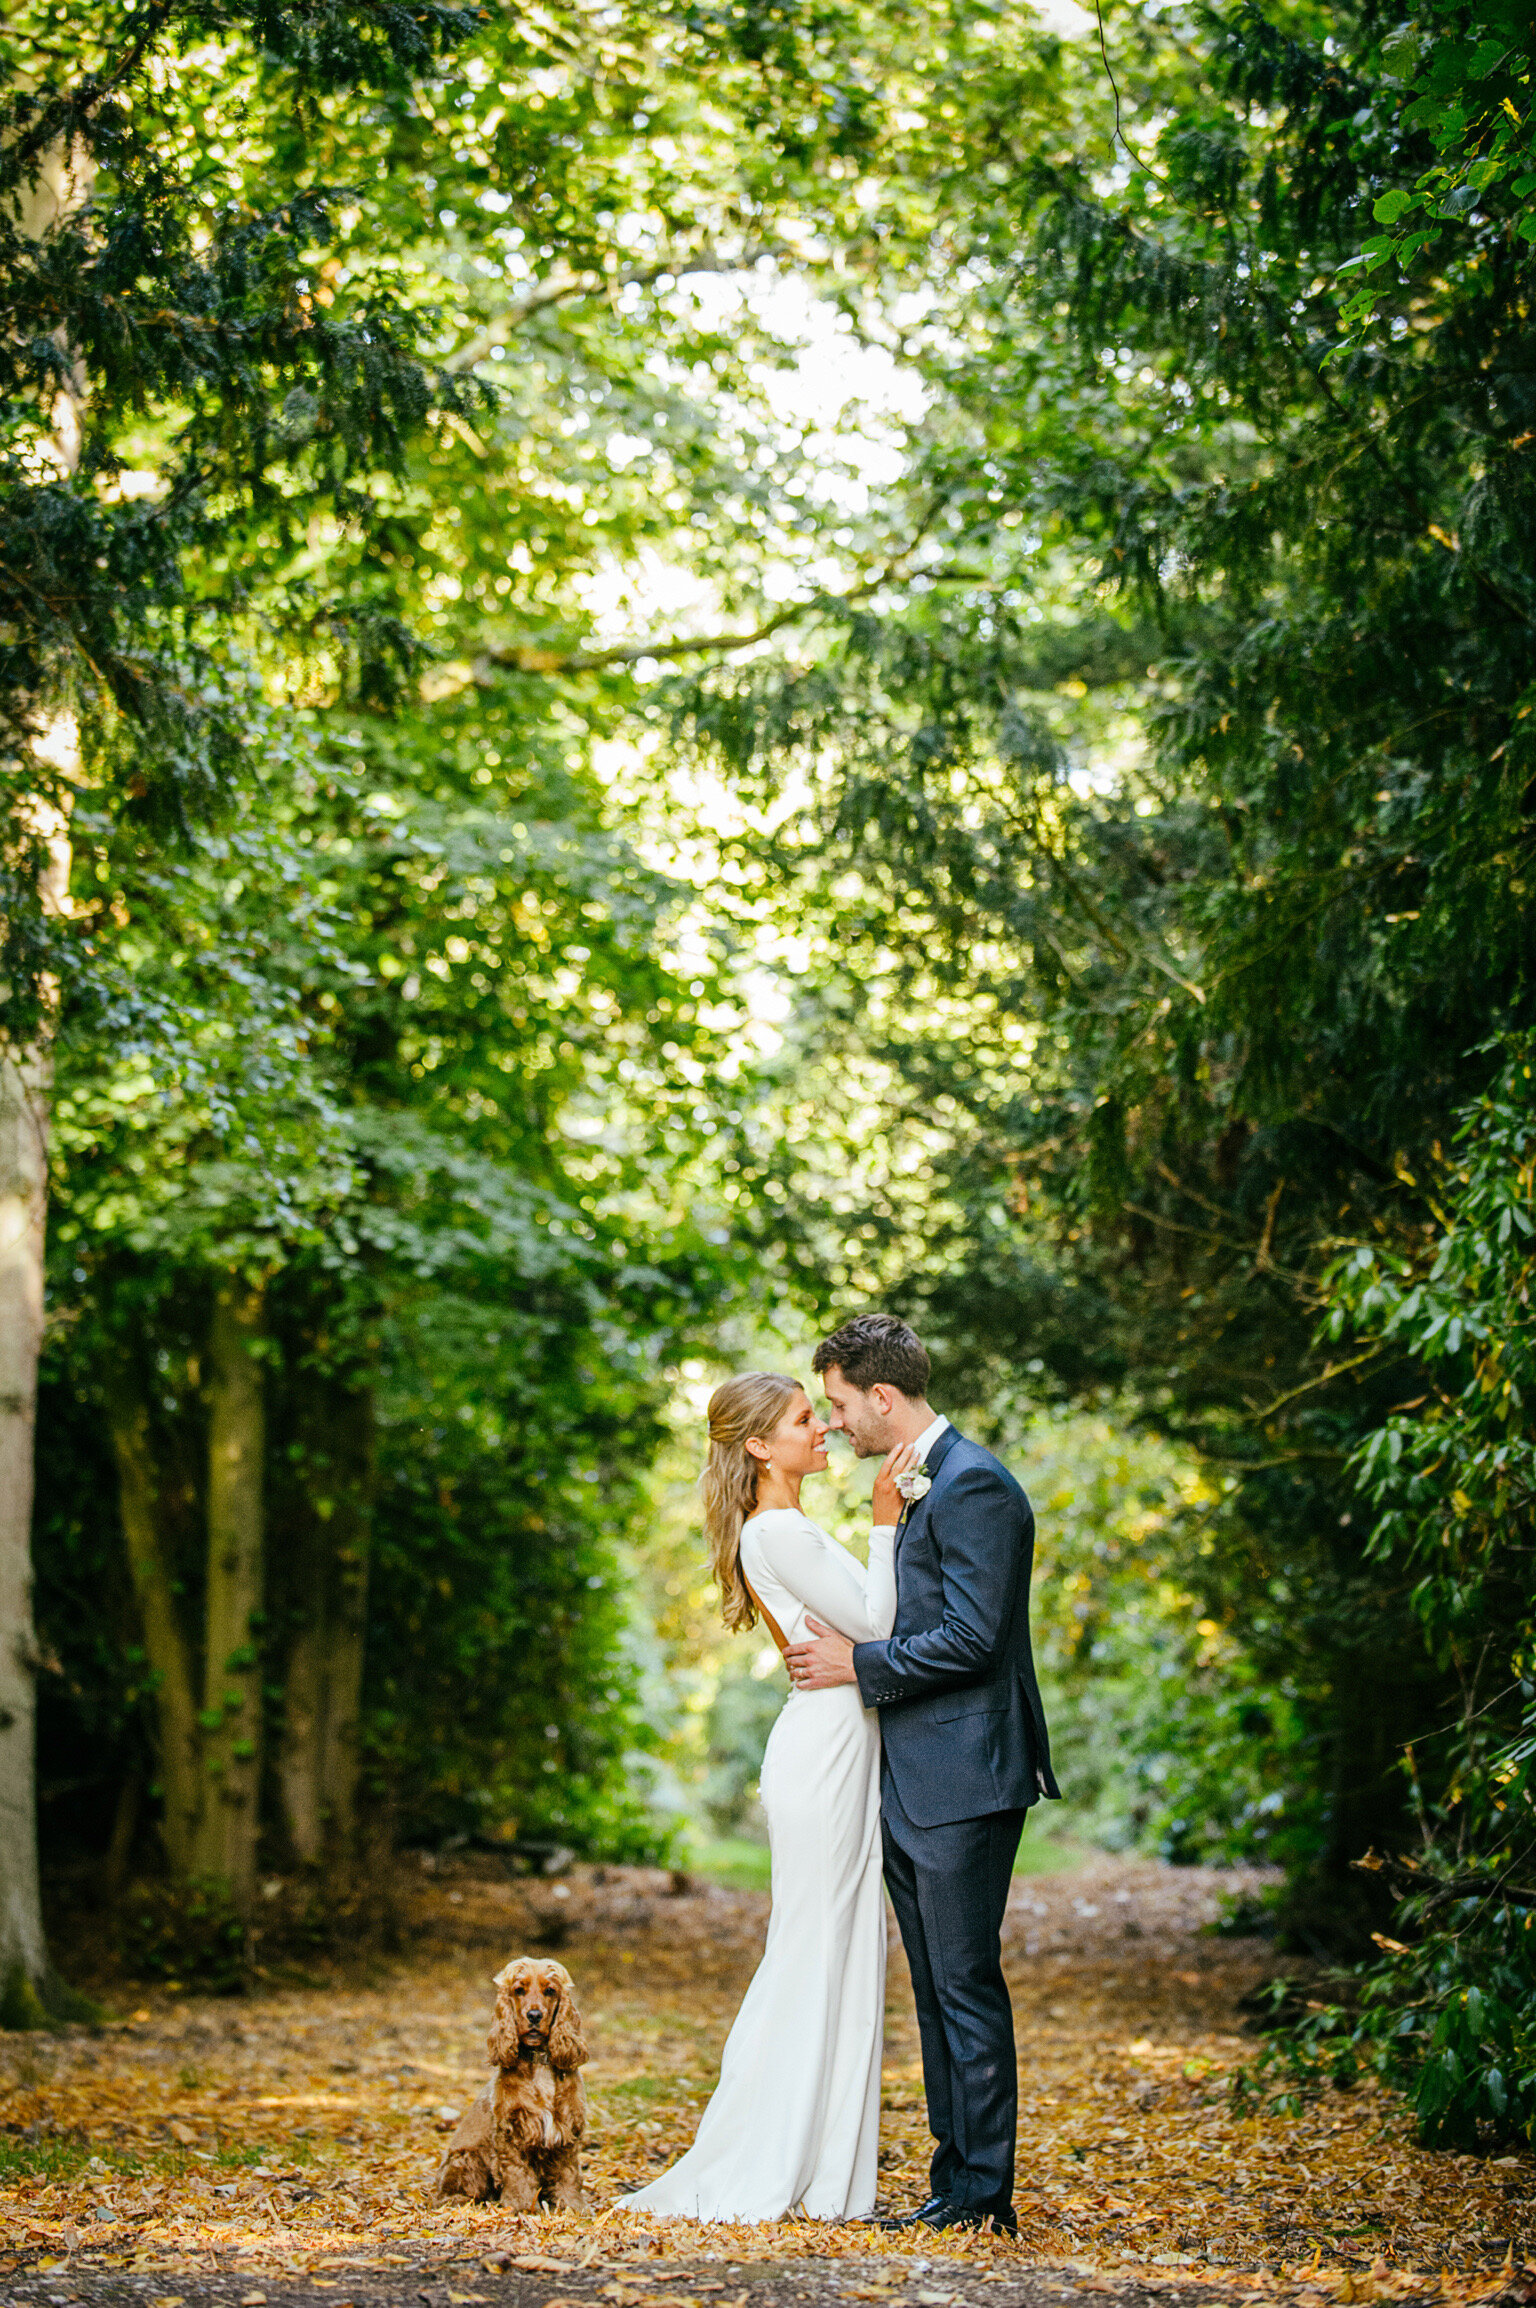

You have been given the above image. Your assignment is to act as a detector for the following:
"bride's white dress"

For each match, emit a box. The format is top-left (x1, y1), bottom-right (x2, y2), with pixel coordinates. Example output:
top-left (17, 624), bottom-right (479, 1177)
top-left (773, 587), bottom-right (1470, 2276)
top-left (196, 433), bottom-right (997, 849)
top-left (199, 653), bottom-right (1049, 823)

top-left (619, 1507), bottom-right (896, 2222)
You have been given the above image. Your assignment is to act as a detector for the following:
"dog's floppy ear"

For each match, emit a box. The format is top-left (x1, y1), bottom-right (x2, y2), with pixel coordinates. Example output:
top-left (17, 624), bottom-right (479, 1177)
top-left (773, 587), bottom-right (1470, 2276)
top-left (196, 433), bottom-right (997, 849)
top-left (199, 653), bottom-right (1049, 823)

top-left (487, 2002), bottom-right (521, 2068)
top-left (486, 1960), bottom-right (523, 2068)
top-left (547, 1967), bottom-right (588, 2073)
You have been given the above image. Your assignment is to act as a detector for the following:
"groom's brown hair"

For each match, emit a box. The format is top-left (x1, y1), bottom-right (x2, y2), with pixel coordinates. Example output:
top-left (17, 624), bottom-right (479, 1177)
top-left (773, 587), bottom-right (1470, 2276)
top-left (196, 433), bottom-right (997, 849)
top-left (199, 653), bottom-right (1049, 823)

top-left (812, 1312), bottom-right (931, 1398)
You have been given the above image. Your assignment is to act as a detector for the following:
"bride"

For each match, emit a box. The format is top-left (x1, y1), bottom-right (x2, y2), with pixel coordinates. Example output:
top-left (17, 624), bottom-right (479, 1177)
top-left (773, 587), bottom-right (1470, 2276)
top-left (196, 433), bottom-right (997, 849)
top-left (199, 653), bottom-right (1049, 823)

top-left (618, 1370), bottom-right (913, 2224)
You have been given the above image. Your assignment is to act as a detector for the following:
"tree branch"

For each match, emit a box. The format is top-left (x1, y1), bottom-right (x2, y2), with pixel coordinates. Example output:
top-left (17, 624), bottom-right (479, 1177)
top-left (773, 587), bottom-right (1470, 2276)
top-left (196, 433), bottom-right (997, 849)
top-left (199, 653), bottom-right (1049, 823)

top-left (1121, 1199), bottom-right (1308, 1285)
top-left (7, 0), bottom-right (176, 176)
top-left (1243, 1345), bottom-right (1388, 1421)
top-left (1354, 1847), bottom-right (1536, 1913)
top-left (480, 554), bottom-right (984, 677)
top-left (441, 248), bottom-right (783, 375)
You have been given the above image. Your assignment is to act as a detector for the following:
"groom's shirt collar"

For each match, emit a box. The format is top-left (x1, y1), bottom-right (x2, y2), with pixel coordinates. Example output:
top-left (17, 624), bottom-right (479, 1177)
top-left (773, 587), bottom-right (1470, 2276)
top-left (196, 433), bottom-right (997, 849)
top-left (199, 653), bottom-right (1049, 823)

top-left (913, 1412), bottom-right (950, 1464)
top-left (871, 1414), bottom-right (951, 1542)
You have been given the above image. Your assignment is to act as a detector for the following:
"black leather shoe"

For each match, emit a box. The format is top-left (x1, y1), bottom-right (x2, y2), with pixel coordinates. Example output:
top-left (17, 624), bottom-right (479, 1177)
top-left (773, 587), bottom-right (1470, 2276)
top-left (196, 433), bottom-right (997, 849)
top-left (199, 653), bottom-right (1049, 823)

top-left (872, 2196), bottom-right (947, 2230)
top-left (914, 2201), bottom-right (1019, 2237)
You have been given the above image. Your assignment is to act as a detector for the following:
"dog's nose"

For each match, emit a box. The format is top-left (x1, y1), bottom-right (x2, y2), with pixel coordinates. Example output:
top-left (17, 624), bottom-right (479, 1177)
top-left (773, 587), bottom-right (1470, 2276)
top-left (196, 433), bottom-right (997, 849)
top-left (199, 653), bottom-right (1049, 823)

top-left (525, 2005), bottom-right (544, 2024)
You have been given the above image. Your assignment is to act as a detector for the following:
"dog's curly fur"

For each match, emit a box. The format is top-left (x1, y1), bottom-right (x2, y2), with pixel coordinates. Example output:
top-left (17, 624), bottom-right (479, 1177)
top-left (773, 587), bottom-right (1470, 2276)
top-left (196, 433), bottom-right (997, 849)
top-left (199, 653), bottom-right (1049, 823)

top-left (437, 1956), bottom-right (589, 2210)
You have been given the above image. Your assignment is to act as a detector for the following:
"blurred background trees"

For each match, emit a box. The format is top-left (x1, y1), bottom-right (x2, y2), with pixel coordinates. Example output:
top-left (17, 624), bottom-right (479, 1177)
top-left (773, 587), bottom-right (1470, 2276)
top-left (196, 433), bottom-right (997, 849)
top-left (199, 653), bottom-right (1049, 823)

top-left (664, 0), bottom-right (1534, 2136)
top-left (4, 0), bottom-right (1532, 2157)
top-left (2, 0), bottom-right (874, 1993)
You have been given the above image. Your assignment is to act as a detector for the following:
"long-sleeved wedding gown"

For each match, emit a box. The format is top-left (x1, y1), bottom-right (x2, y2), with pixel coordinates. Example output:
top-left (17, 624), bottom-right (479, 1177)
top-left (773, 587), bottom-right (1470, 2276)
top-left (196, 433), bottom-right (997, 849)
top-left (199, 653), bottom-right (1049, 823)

top-left (618, 1508), bottom-right (896, 2223)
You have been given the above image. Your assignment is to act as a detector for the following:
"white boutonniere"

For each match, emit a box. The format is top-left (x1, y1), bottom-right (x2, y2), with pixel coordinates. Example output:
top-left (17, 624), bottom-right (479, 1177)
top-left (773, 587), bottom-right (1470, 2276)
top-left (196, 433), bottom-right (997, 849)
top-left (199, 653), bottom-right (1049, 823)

top-left (895, 1462), bottom-right (931, 1503)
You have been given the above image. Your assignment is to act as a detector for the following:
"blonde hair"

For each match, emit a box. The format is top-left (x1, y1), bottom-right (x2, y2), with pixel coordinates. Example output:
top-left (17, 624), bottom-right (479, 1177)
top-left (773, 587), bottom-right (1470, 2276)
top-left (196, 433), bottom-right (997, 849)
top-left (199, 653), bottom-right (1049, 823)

top-left (702, 1372), bottom-right (800, 1632)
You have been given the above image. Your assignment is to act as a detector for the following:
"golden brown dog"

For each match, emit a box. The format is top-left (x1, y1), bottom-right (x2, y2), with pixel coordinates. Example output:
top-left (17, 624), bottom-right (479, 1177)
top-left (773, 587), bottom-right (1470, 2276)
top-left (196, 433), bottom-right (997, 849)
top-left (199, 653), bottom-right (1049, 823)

top-left (437, 1956), bottom-right (589, 2210)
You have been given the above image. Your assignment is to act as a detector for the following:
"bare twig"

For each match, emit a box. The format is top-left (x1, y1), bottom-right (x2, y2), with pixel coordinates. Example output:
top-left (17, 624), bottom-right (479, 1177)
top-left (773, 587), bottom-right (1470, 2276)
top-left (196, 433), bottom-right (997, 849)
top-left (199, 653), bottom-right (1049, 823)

top-left (1121, 1199), bottom-right (1308, 1283)
top-left (1244, 1346), bottom-right (1388, 1421)
top-left (1091, 0), bottom-right (1162, 181)
top-left (1257, 1176), bottom-right (1285, 1269)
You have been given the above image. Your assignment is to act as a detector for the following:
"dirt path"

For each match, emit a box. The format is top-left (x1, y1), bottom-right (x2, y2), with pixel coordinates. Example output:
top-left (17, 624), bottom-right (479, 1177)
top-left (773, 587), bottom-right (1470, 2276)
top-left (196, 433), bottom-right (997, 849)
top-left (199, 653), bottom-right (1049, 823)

top-left (2, 1852), bottom-right (1531, 2308)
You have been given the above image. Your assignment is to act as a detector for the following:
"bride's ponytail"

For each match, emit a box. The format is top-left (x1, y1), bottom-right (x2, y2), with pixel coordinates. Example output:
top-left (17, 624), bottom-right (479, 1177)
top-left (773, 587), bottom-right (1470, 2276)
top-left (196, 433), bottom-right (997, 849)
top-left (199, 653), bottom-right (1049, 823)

top-left (702, 1372), bottom-right (799, 1631)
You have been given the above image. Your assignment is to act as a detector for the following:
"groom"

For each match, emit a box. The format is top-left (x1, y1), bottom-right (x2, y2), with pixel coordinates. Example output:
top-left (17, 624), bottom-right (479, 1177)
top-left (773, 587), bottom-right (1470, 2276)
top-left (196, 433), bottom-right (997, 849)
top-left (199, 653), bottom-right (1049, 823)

top-left (784, 1312), bottom-right (1059, 2237)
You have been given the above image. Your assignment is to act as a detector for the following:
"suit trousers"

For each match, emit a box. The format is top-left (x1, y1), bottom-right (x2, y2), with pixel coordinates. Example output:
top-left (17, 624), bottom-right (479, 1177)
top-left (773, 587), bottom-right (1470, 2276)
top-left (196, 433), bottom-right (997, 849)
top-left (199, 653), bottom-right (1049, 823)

top-left (881, 1764), bottom-right (1025, 2215)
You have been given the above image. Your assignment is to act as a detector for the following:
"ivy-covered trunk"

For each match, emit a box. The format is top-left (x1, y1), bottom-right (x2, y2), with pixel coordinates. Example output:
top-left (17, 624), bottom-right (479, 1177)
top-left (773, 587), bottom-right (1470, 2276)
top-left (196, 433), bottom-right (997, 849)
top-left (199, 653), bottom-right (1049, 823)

top-left (190, 1283), bottom-right (267, 1906)
top-left (278, 1381), bottom-right (374, 1876)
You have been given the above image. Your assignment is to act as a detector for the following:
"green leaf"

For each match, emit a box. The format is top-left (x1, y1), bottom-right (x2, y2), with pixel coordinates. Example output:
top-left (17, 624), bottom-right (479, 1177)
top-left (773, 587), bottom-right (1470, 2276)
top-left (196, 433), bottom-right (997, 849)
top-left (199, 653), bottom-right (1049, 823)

top-left (1373, 189), bottom-right (1418, 223)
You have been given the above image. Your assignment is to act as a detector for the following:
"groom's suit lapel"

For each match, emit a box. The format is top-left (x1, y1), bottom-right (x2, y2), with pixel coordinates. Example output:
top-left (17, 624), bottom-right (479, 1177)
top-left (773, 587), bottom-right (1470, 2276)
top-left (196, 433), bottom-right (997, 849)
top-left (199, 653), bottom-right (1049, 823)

top-left (895, 1423), bottom-right (964, 1563)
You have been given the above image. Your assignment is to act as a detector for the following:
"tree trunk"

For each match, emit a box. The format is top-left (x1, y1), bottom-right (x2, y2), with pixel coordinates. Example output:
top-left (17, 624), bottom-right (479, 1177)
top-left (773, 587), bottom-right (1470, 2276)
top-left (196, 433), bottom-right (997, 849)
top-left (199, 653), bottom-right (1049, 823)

top-left (102, 1773), bottom-right (141, 1901)
top-left (104, 1358), bottom-right (201, 1873)
top-left (0, 1042), bottom-right (52, 2022)
top-left (0, 734), bottom-right (76, 2025)
top-left (192, 1283), bottom-right (266, 1906)
top-left (0, 139), bottom-right (94, 2025)
top-left (279, 1383), bottom-right (373, 1877)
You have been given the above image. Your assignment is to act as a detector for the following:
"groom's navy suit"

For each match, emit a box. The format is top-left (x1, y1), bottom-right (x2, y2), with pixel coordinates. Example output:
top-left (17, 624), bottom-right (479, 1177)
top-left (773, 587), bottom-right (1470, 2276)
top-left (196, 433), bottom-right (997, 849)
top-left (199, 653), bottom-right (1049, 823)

top-left (851, 1426), bottom-right (1058, 2222)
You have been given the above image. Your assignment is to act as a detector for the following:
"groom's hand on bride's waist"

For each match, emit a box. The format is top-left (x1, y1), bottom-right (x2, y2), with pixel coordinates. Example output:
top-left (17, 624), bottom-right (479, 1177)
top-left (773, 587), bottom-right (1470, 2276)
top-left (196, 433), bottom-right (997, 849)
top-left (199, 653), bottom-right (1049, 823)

top-left (785, 1616), bottom-right (858, 1689)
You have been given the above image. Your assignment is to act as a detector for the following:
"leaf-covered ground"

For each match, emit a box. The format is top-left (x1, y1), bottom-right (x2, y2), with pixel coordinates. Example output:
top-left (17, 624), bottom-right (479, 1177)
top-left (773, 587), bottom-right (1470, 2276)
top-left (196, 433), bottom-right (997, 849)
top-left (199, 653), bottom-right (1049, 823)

top-left (2, 1850), bottom-right (1531, 2308)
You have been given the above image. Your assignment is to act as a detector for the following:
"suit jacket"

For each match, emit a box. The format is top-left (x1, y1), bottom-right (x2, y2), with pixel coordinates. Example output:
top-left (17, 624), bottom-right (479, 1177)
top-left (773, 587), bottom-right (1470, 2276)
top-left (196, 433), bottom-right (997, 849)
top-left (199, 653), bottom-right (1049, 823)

top-left (851, 1425), bottom-right (1060, 1829)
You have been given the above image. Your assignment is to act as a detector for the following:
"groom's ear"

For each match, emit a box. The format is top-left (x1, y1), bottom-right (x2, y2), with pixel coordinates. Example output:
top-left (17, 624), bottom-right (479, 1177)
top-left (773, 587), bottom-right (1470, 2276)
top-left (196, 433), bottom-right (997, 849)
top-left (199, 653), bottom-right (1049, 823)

top-left (870, 1383), bottom-right (894, 1417)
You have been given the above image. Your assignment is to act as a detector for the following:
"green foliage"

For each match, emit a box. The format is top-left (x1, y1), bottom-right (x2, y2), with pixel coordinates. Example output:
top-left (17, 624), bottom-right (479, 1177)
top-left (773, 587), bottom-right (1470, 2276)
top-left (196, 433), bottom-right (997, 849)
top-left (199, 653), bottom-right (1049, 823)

top-left (1267, 1054), bottom-right (1536, 2146)
top-left (1334, 1050), bottom-right (1536, 1655)
top-left (699, 1665), bottom-right (784, 1837)
top-left (28, 0), bottom-right (873, 1887)
top-left (362, 1341), bottom-right (682, 1862)
top-left (119, 1879), bottom-right (253, 1997)
top-left (36, 708), bottom-right (733, 1865)
top-left (665, 0), bottom-right (1534, 1941)
top-left (16, 0), bottom-right (863, 1906)
top-left (0, 0), bottom-right (488, 1034)
top-left (1331, 1), bottom-right (1536, 337)
top-left (19, 0), bottom-right (1532, 2097)
top-left (686, 1834), bottom-right (773, 1891)
top-left (1356, 1886), bottom-right (1536, 2148)
top-left (1006, 1404), bottom-right (1315, 1869)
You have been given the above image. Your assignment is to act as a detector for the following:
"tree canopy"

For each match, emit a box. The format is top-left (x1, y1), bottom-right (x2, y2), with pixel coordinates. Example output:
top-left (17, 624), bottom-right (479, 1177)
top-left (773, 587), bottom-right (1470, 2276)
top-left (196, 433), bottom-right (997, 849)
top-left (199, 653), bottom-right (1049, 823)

top-left (6, 0), bottom-right (1534, 2155)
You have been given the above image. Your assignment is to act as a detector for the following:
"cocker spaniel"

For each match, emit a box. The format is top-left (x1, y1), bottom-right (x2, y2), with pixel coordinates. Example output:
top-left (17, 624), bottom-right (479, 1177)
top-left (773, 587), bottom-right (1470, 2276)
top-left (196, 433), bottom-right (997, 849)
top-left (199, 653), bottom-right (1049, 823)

top-left (437, 1956), bottom-right (589, 2211)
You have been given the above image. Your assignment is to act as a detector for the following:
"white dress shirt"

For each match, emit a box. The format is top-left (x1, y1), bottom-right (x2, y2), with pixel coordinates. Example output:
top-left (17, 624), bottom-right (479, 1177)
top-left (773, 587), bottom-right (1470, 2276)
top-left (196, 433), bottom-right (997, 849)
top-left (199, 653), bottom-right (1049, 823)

top-left (871, 1412), bottom-right (950, 1543)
